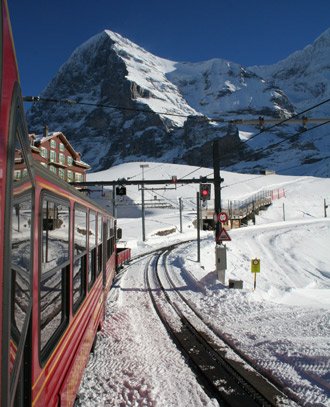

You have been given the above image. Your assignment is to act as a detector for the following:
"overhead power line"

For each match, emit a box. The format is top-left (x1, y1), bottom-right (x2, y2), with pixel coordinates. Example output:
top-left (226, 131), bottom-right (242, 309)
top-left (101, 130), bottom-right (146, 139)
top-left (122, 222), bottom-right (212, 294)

top-left (24, 95), bottom-right (330, 181)
top-left (23, 95), bottom-right (330, 125)
top-left (222, 119), bottom-right (330, 171)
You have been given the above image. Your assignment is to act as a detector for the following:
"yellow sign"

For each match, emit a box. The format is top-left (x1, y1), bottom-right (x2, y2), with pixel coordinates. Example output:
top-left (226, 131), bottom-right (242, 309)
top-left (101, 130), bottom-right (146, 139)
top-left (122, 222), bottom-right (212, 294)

top-left (251, 258), bottom-right (260, 273)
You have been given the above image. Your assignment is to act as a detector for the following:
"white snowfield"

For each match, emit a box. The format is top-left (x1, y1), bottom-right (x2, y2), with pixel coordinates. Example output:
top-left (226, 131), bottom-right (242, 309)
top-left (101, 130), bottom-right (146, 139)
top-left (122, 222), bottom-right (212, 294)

top-left (79, 162), bottom-right (330, 406)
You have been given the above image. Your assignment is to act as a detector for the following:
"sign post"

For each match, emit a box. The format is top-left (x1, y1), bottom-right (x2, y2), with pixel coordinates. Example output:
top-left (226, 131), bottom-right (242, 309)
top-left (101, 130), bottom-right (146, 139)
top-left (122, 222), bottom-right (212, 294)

top-left (251, 258), bottom-right (260, 290)
top-left (218, 212), bottom-right (228, 224)
top-left (197, 192), bottom-right (200, 262)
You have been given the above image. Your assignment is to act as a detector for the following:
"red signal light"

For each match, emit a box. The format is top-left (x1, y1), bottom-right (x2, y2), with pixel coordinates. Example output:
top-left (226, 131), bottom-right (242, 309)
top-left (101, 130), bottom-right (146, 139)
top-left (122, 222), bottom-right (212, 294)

top-left (200, 183), bottom-right (211, 200)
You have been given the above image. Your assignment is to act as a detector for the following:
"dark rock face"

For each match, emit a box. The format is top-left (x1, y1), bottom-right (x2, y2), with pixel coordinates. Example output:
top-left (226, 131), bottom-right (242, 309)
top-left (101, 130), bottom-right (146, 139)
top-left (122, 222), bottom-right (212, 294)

top-left (27, 29), bottom-right (330, 175)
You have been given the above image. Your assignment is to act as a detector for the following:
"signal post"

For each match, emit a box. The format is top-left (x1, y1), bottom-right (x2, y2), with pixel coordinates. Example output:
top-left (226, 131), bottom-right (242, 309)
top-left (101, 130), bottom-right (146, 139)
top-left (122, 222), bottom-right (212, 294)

top-left (213, 139), bottom-right (230, 284)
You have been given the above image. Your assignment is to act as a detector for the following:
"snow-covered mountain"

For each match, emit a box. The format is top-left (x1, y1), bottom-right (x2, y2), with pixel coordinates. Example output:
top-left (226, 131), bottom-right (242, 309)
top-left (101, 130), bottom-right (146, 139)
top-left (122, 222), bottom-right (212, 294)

top-left (249, 28), bottom-right (330, 112)
top-left (26, 28), bottom-right (330, 176)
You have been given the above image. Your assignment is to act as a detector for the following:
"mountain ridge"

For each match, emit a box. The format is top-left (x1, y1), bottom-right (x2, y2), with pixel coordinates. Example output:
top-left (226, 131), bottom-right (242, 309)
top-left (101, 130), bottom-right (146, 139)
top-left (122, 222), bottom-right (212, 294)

top-left (27, 27), bottom-right (330, 176)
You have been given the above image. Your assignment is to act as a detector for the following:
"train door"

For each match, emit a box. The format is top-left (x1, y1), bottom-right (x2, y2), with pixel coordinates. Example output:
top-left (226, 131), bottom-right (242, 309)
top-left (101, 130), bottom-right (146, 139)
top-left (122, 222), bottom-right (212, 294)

top-left (1, 1), bottom-right (34, 405)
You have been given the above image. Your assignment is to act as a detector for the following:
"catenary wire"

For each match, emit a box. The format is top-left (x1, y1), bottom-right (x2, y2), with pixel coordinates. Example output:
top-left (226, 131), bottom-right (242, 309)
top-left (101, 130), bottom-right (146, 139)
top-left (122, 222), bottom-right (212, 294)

top-left (24, 95), bottom-right (330, 181)
top-left (23, 95), bottom-right (330, 125)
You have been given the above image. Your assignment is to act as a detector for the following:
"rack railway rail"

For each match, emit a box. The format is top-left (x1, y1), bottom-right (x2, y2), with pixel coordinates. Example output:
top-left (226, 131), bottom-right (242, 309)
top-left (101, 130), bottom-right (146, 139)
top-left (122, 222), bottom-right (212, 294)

top-left (144, 246), bottom-right (298, 406)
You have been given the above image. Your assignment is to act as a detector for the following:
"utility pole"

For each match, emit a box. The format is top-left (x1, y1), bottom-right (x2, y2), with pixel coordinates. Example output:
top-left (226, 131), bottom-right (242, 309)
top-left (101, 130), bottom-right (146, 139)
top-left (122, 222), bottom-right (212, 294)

top-left (179, 197), bottom-right (183, 233)
top-left (113, 183), bottom-right (117, 218)
top-left (213, 139), bottom-right (222, 216)
top-left (213, 139), bottom-right (224, 242)
top-left (325, 198), bottom-right (328, 218)
top-left (213, 139), bottom-right (227, 284)
top-left (140, 164), bottom-right (149, 242)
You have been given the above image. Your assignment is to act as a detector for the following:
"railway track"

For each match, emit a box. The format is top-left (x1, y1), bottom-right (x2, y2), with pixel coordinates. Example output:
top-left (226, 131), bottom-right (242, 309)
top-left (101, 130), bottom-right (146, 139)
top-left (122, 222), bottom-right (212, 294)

top-left (144, 246), bottom-right (297, 407)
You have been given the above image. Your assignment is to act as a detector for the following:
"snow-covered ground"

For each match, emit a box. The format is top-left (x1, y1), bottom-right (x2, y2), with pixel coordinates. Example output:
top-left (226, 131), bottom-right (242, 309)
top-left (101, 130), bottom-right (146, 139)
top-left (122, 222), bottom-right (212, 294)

top-left (79, 162), bottom-right (330, 406)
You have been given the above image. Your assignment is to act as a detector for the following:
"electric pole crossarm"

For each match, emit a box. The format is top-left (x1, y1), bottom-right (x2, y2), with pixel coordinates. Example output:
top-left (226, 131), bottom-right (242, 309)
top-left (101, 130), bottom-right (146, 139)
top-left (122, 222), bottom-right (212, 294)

top-left (71, 178), bottom-right (218, 187)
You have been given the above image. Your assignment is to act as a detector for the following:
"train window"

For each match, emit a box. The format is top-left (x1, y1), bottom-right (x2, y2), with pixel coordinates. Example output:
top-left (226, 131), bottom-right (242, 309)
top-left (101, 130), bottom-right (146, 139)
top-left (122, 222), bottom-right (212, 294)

top-left (5, 84), bottom-right (35, 404)
top-left (11, 197), bottom-right (32, 335)
top-left (107, 219), bottom-right (115, 260)
top-left (41, 200), bottom-right (70, 270)
top-left (13, 131), bottom-right (30, 185)
top-left (40, 196), bottom-right (70, 360)
top-left (88, 211), bottom-right (97, 288)
top-left (73, 205), bottom-right (87, 312)
top-left (9, 125), bottom-right (34, 382)
top-left (10, 192), bottom-right (33, 386)
top-left (97, 214), bottom-right (103, 276)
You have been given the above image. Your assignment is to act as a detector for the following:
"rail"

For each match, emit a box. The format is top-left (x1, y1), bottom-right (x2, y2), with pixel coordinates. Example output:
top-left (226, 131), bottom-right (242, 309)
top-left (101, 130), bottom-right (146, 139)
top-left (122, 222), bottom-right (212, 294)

top-left (145, 246), bottom-right (295, 406)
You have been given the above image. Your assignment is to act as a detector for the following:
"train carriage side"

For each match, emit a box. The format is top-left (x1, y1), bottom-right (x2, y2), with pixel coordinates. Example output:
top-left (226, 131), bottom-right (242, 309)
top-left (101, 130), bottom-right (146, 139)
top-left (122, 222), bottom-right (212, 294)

top-left (1, 2), bottom-right (120, 405)
top-left (1, 0), bottom-right (35, 405)
top-left (31, 165), bottom-right (117, 406)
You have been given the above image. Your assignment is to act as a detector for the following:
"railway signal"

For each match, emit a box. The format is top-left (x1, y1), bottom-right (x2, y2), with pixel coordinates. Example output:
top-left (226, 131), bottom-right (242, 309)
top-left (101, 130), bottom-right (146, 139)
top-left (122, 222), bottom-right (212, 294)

top-left (200, 183), bottom-right (211, 200)
top-left (116, 186), bottom-right (126, 196)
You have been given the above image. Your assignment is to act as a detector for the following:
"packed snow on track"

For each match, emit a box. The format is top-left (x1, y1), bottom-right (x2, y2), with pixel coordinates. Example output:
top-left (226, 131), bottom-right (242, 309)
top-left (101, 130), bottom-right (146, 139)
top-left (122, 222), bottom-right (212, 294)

top-left (78, 163), bottom-right (330, 407)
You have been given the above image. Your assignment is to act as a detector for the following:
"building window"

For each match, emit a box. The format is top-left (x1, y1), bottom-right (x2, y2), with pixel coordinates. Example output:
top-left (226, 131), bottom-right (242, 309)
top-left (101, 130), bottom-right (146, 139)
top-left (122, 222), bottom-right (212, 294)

top-left (40, 162), bottom-right (47, 167)
top-left (50, 139), bottom-right (56, 149)
top-left (50, 150), bottom-right (56, 163)
top-left (59, 143), bottom-right (65, 152)
top-left (59, 153), bottom-right (65, 165)
top-left (67, 170), bottom-right (73, 182)
top-left (58, 168), bottom-right (65, 179)
top-left (67, 156), bottom-right (73, 166)
top-left (40, 147), bottom-right (48, 159)
top-left (14, 170), bottom-right (21, 180)
top-left (49, 165), bottom-right (56, 174)
top-left (75, 173), bottom-right (83, 182)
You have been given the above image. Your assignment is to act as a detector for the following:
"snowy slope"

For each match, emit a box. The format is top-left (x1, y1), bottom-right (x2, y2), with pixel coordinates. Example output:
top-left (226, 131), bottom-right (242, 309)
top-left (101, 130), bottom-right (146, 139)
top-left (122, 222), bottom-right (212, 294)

top-left (167, 58), bottom-right (293, 119)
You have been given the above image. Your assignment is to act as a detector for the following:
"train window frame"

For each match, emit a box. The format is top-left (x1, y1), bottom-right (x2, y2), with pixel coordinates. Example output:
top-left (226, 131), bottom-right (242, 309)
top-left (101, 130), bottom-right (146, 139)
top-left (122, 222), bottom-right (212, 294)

top-left (107, 219), bottom-right (115, 261)
top-left (97, 214), bottom-right (103, 277)
top-left (2, 81), bottom-right (35, 404)
top-left (39, 191), bottom-right (70, 365)
top-left (11, 192), bottom-right (33, 337)
top-left (72, 204), bottom-right (87, 314)
top-left (88, 210), bottom-right (97, 290)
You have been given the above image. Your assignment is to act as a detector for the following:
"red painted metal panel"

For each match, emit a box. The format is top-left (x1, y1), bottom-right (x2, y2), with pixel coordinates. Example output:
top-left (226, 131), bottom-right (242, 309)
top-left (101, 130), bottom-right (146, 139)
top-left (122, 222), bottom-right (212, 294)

top-left (0, 0), bottom-right (20, 404)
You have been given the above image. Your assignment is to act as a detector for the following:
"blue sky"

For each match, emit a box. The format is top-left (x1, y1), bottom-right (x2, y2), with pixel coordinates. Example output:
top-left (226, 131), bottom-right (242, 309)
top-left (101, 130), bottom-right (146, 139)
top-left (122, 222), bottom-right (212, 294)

top-left (9, 0), bottom-right (330, 97)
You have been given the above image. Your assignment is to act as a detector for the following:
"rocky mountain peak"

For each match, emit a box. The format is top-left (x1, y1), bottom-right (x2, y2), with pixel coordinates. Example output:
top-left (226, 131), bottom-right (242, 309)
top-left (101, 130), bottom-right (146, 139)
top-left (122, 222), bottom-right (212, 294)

top-left (27, 27), bottom-right (330, 176)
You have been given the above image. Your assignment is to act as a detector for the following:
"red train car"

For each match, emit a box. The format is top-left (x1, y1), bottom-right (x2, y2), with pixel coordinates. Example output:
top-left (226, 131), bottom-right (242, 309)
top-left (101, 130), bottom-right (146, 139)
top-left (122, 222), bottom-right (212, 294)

top-left (0, 1), bottom-right (128, 405)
